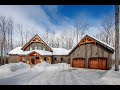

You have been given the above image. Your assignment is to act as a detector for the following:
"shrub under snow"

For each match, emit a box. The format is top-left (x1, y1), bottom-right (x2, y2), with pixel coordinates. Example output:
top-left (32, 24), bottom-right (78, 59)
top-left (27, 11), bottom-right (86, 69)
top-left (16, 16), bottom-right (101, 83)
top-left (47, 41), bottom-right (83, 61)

top-left (0, 62), bottom-right (30, 73)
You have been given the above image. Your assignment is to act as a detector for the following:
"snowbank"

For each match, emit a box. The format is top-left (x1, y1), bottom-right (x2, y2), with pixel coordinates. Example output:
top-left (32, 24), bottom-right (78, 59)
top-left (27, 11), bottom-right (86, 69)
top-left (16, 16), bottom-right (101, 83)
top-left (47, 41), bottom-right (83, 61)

top-left (99, 65), bottom-right (120, 85)
top-left (32, 61), bottom-right (70, 72)
top-left (0, 62), bottom-right (30, 74)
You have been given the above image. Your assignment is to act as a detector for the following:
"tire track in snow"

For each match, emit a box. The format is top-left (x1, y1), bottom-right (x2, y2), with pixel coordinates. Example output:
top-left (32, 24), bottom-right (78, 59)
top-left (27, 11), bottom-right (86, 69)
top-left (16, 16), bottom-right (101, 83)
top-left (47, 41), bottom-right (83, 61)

top-left (69, 69), bottom-right (105, 85)
top-left (28, 70), bottom-right (57, 85)
top-left (0, 71), bottom-right (41, 85)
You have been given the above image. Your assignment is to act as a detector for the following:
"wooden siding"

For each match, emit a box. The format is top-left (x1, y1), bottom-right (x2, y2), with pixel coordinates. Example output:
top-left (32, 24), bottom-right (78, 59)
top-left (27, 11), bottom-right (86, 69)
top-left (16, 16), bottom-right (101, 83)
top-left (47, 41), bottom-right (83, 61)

top-left (70, 43), bottom-right (113, 69)
top-left (52, 55), bottom-right (70, 64)
top-left (9, 55), bottom-right (19, 63)
top-left (25, 42), bottom-right (50, 51)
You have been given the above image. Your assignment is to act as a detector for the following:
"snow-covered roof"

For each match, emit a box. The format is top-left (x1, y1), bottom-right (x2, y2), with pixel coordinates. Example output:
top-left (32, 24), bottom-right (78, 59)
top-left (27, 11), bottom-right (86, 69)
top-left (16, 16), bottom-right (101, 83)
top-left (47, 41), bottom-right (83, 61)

top-left (8, 47), bottom-right (70, 56)
top-left (69, 35), bottom-right (114, 55)
top-left (91, 35), bottom-right (114, 50)
top-left (8, 47), bottom-right (23, 55)
top-left (52, 48), bottom-right (70, 55)
top-left (8, 47), bottom-right (52, 56)
top-left (19, 50), bottom-right (53, 56)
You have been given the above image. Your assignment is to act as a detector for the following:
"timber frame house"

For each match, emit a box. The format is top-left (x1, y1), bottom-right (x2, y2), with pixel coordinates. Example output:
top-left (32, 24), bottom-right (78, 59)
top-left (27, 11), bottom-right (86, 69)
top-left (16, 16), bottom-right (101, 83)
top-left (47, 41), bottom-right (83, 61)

top-left (8, 34), bottom-right (114, 70)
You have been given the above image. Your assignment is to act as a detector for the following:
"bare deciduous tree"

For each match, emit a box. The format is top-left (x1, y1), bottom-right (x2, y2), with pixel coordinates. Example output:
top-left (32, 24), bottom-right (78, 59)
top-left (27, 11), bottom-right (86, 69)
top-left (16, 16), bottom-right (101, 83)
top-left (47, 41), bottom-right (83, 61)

top-left (7, 18), bottom-right (14, 51)
top-left (17, 24), bottom-right (24, 46)
top-left (0, 16), bottom-right (7, 56)
top-left (94, 14), bottom-right (115, 49)
top-left (74, 15), bottom-right (89, 43)
top-left (24, 29), bottom-right (29, 43)
top-left (99, 16), bottom-right (114, 45)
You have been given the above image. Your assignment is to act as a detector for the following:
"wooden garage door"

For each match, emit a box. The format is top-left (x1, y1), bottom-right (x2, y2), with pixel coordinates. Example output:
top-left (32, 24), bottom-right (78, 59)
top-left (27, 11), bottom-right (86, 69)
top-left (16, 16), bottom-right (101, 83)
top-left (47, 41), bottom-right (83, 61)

top-left (72, 58), bottom-right (85, 68)
top-left (89, 57), bottom-right (107, 70)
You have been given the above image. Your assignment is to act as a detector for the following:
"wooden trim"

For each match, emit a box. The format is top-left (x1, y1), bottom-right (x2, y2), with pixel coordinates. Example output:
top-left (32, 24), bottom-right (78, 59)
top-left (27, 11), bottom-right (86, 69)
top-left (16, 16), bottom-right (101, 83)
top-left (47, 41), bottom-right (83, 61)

top-left (21, 34), bottom-right (52, 51)
top-left (85, 44), bottom-right (88, 68)
top-left (90, 44), bottom-right (92, 57)
top-left (79, 36), bottom-right (96, 46)
top-left (69, 35), bottom-right (114, 56)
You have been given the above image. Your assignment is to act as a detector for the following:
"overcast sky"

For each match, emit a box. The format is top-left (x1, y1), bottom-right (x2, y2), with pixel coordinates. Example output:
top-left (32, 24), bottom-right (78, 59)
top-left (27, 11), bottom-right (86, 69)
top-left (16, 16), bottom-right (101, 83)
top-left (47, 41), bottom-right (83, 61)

top-left (0, 5), bottom-right (115, 37)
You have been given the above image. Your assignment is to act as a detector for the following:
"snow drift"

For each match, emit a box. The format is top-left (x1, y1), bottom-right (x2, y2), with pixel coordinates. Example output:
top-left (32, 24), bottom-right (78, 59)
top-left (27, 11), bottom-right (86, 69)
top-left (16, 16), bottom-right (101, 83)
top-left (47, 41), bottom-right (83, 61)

top-left (32, 61), bottom-right (70, 72)
top-left (98, 65), bottom-right (120, 85)
top-left (0, 62), bottom-right (30, 73)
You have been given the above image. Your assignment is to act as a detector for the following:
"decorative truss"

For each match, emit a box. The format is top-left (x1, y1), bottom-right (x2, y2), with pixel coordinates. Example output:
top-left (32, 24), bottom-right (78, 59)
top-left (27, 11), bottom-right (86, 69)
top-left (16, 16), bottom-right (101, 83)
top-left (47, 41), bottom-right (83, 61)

top-left (79, 36), bottom-right (96, 46)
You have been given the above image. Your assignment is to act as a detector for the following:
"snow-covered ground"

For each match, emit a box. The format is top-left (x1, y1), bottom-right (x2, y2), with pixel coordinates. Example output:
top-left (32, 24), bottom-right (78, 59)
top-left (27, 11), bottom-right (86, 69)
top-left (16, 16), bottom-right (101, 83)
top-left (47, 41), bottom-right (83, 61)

top-left (0, 62), bottom-right (120, 85)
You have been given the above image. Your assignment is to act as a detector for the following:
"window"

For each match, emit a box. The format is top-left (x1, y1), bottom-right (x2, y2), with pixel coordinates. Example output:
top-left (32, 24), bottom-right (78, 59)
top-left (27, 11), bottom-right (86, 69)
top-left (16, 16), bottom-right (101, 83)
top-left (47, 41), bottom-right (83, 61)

top-left (38, 47), bottom-right (41, 50)
top-left (44, 57), bottom-right (46, 61)
top-left (32, 47), bottom-right (34, 50)
top-left (61, 58), bottom-right (63, 62)
top-left (30, 47), bottom-right (32, 50)
top-left (54, 58), bottom-right (56, 60)
top-left (36, 57), bottom-right (39, 59)
top-left (35, 46), bottom-right (37, 50)
top-left (43, 48), bottom-right (45, 51)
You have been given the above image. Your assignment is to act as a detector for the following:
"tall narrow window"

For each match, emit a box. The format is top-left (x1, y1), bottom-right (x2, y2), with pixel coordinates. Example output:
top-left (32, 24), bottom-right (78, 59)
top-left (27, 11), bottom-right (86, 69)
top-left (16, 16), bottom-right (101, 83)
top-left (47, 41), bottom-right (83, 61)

top-left (61, 58), bottom-right (63, 62)
top-left (35, 46), bottom-right (37, 50)
top-left (44, 57), bottom-right (46, 61)
top-left (43, 48), bottom-right (45, 51)
top-left (30, 47), bottom-right (32, 50)
top-left (54, 58), bottom-right (56, 60)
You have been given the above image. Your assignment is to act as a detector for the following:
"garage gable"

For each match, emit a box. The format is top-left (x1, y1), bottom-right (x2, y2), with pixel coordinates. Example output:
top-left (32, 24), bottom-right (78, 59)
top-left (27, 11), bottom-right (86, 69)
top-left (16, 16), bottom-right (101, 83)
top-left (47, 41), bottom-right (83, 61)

top-left (69, 35), bottom-right (114, 55)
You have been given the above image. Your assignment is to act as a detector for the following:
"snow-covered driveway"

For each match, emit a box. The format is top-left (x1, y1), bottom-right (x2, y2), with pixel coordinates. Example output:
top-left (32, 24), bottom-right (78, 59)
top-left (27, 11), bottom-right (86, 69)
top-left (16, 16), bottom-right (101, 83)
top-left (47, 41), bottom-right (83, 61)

top-left (0, 62), bottom-right (120, 85)
top-left (28, 68), bottom-right (106, 85)
top-left (0, 64), bottom-right (106, 85)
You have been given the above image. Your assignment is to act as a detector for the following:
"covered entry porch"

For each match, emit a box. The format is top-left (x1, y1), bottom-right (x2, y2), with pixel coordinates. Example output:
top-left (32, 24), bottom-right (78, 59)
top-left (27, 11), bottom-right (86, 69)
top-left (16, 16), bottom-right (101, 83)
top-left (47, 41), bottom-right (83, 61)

top-left (18, 51), bottom-right (52, 65)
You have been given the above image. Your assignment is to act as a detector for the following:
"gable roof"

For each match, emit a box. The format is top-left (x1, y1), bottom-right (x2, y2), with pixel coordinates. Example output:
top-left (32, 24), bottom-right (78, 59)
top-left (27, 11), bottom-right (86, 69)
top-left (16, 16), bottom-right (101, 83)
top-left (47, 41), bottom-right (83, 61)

top-left (21, 34), bottom-right (52, 51)
top-left (69, 35), bottom-right (114, 55)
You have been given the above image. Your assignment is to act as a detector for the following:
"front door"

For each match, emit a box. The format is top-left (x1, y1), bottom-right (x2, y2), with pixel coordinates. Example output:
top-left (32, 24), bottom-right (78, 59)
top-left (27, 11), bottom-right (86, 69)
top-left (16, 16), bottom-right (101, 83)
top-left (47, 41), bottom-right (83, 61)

top-left (31, 59), bottom-right (35, 64)
top-left (31, 56), bottom-right (35, 64)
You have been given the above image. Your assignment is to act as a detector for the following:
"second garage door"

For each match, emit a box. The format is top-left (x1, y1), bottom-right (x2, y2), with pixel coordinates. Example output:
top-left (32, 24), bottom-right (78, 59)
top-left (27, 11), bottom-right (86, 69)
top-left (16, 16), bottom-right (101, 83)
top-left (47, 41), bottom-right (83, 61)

top-left (88, 57), bottom-right (107, 70)
top-left (72, 58), bottom-right (85, 68)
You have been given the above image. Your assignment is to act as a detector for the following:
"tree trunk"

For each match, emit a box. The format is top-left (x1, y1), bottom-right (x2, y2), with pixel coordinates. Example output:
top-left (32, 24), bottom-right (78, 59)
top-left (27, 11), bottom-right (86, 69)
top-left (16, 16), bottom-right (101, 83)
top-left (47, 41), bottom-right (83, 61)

top-left (10, 29), bottom-right (13, 50)
top-left (8, 28), bottom-right (10, 52)
top-left (115, 5), bottom-right (119, 71)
